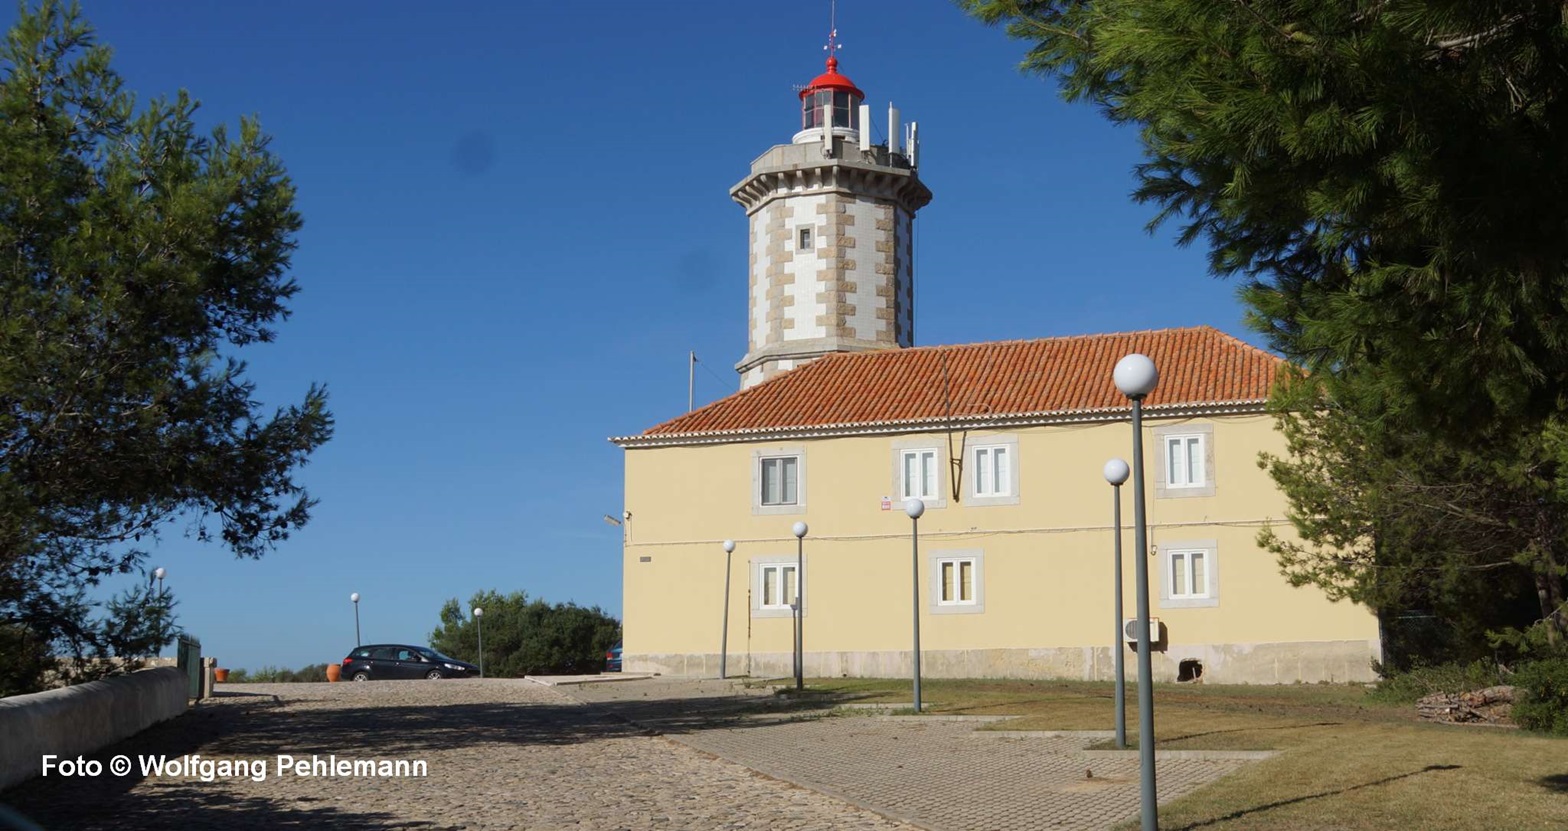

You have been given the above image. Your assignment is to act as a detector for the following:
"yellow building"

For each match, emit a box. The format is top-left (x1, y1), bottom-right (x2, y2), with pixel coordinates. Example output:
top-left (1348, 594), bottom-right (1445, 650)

top-left (612, 328), bottom-right (1381, 684)
top-left (609, 54), bottom-right (1379, 684)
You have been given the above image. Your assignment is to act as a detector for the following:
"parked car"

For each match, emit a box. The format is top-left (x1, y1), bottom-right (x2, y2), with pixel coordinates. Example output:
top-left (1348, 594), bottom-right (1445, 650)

top-left (604, 643), bottom-right (622, 672)
top-left (341, 644), bottom-right (477, 681)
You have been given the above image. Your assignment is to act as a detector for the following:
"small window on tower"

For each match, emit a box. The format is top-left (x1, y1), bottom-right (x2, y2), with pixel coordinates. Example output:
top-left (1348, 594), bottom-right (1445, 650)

top-left (798, 227), bottom-right (813, 251)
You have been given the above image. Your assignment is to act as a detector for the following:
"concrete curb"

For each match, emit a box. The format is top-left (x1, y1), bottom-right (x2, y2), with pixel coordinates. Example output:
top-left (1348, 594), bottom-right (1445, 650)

top-left (1082, 748), bottom-right (1281, 761)
top-left (834, 701), bottom-right (941, 710)
top-left (868, 714), bottom-right (1015, 723)
top-left (979, 729), bottom-right (1117, 739)
top-left (523, 673), bottom-right (658, 687)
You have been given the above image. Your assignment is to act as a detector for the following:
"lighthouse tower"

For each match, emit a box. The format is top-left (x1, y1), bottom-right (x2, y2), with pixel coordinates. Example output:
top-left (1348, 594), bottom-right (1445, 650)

top-left (731, 48), bottom-right (933, 388)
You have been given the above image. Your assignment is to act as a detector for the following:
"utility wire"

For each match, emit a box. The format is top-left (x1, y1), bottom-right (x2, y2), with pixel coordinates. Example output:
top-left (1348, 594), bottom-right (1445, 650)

top-left (694, 354), bottom-right (733, 391)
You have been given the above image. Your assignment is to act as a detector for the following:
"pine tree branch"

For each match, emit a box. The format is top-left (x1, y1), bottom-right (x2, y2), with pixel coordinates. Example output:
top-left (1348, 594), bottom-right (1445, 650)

top-left (1229, 0), bottom-right (1293, 41)
top-left (1429, 15), bottom-right (1525, 52)
top-left (1351, 1), bottom-right (1393, 25)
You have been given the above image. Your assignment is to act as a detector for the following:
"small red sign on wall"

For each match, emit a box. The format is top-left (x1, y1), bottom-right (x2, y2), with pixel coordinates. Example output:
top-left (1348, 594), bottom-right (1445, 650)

top-left (880, 496), bottom-right (892, 511)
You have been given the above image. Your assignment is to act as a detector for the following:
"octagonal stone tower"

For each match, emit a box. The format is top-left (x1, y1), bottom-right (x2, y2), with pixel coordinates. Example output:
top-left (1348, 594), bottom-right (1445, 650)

top-left (731, 55), bottom-right (933, 389)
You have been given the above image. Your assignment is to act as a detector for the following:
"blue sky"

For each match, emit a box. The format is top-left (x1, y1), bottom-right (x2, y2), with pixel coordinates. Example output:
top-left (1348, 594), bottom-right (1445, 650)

top-left (19, 1), bottom-right (1252, 669)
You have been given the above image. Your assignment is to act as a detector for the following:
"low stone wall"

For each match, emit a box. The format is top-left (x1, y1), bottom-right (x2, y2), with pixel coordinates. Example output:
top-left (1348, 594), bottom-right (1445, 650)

top-left (626, 639), bottom-right (1380, 685)
top-left (0, 667), bottom-right (188, 792)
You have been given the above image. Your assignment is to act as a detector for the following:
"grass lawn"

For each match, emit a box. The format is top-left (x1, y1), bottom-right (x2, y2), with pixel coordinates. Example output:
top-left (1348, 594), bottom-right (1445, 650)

top-left (777, 678), bottom-right (1568, 831)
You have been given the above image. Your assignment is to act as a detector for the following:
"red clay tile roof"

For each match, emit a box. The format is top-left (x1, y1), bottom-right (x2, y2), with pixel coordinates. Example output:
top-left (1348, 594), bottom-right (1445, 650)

top-left (622, 327), bottom-right (1282, 444)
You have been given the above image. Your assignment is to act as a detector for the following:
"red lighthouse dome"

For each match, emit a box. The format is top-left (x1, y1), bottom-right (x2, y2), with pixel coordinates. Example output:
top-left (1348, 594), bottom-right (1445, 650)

top-left (800, 56), bottom-right (864, 100)
top-left (799, 56), bottom-right (864, 133)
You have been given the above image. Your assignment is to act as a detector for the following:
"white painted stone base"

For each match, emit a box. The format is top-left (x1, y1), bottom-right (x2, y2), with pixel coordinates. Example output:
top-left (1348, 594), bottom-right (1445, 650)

top-left (625, 639), bottom-right (1379, 685)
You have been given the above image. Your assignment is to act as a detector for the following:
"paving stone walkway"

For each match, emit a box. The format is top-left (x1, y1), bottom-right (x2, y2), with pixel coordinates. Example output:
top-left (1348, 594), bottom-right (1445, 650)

top-left (1, 676), bottom-right (1260, 830)
top-left (563, 678), bottom-right (1252, 831)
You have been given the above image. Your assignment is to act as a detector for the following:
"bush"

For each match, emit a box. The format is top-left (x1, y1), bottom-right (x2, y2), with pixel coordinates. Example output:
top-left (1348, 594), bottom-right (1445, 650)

top-left (235, 663), bottom-right (329, 683)
top-left (428, 590), bottom-right (620, 677)
top-left (1512, 658), bottom-right (1568, 736)
top-left (1368, 660), bottom-right (1504, 704)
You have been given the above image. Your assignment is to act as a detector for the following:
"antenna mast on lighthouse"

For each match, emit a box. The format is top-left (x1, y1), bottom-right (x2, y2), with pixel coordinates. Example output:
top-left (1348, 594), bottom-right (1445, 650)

top-left (825, 0), bottom-right (840, 58)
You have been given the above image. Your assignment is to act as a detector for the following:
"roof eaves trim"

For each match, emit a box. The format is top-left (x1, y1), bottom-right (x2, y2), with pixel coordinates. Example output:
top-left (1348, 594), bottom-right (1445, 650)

top-left (609, 399), bottom-right (1269, 449)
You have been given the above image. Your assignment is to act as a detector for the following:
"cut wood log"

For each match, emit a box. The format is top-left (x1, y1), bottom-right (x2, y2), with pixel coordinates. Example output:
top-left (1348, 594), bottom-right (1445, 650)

top-left (1416, 686), bottom-right (1517, 724)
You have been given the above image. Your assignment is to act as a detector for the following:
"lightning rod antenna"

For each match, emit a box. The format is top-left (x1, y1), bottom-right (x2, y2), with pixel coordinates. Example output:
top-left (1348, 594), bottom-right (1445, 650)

top-left (824, 0), bottom-right (841, 58)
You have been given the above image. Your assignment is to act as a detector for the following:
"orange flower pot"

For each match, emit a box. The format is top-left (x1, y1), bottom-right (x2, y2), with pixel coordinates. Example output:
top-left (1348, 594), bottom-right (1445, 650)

top-left (214, 668), bottom-right (230, 683)
top-left (326, 663), bottom-right (342, 683)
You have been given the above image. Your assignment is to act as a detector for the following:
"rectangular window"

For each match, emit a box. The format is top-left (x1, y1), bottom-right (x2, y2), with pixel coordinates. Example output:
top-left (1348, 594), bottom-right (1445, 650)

top-left (760, 563), bottom-right (798, 610)
top-left (937, 557), bottom-right (977, 605)
top-left (798, 227), bottom-right (813, 250)
top-left (760, 456), bottom-right (799, 506)
top-left (972, 445), bottom-right (1011, 498)
top-left (1165, 434), bottom-right (1206, 488)
top-left (901, 448), bottom-right (938, 501)
top-left (1169, 549), bottom-right (1209, 599)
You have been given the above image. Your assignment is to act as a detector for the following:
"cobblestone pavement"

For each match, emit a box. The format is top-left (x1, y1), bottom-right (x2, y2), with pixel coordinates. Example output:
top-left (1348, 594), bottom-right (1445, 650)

top-left (3, 677), bottom-right (1259, 831)
top-left (564, 678), bottom-right (1254, 831)
top-left (1, 679), bottom-right (919, 831)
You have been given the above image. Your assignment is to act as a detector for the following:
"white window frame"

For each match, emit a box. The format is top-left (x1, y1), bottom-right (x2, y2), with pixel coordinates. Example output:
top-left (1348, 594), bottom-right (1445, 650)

top-left (751, 555), bottom-right (805, 619)
top-left (966, 435), bottom-right (1019, 507)
top-left (759, 563), bottom-right (798, 609)
top-left (760, 457), bottom-right (798, 505)
top-left (797, 226), bottom-right (814, 251)
top-left (928, 549), bottom-right (985, 615)
top-left (752, 446), bottom-right (806, 515)
top-left (890, 440), bottom-right (946, 509)
top-left (1166, 434), bottom-right (1205, 488)
top-left (936, 557), bottom-right (977, 606)
top-left (1158, 539), bottom-right (1219, 609)
top-left (1154, 424), bottom-right (1215, 498)
top-left (901, 449), bottom-right (939, 501)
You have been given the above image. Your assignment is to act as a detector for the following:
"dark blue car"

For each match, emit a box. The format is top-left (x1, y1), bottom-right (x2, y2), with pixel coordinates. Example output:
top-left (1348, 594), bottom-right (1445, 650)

top-left (604, 643), bottom-right (622, 672)
top-left (341, 644), bottom-right (477, 681)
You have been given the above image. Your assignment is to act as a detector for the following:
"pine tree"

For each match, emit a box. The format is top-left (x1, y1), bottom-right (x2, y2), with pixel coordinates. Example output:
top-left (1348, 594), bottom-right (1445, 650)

top-left (962, 1), bottom-right (1568, 650)
top-left (0, 1), bottom-right (332, 688)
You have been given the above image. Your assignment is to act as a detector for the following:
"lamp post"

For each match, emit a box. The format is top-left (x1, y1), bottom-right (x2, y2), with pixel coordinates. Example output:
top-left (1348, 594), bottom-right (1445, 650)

top-left (351, 592), bottom-right (362, 647)
top-left (473, 607), bottom-right (484, 678)
top-left (1114, 352), bottom-right (1160, 831)
top-left (904, 498), bottom-right (925, 712)
top-left (1103, 458), bottom-right (1130, 749)
top-left (720, 539), bottom-right (735, 679)
top-left (151, 567), bottom-right (167, 653)
top-left (791, 520), bottom-right (808, 691)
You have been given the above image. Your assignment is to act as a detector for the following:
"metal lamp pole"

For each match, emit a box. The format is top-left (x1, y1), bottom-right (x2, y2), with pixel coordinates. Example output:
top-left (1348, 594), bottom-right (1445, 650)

top-left (351, 592), bottom-right (362, 647)
top-left (904, 498), bottom-right (925, 712)
top-left (792, 521), bottom-right (808, 691)
top-left (1114, 353), bottom-right (1160, 831)
top-left (152, 567), bottom-right (167, 653)
top-left (474, 607), bottom-right (484, 678)
top-left (1103, 459), bottom-right (1130, 749)
top-left (721, 539), bottom-right (735, 679)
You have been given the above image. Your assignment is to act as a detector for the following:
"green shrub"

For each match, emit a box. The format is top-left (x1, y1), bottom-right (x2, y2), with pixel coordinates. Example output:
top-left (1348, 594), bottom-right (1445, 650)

top-left (1368, 660), bottom-right (1503, 704)
top-left (232, 663), bottom-right (329, 683)
top-left (1512, 658), bottom-right (1568, 736)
